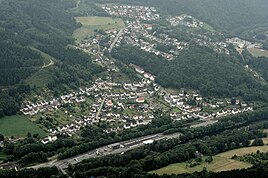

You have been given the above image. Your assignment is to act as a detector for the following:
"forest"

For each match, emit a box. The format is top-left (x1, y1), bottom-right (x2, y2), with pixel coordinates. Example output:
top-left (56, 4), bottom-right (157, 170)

top-left (0, 0), bottom-right (105, 117)
top-left (112, 45), bottom-right (268, 101)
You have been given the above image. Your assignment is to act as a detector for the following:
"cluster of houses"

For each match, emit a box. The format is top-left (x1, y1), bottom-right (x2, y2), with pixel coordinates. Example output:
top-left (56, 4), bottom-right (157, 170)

top-left (75, 38), bottom-right (99, 52)
top-left (161, 90), bottom-right (253, 121)
top-left (165, 15), bottom-right (232, 55)
top-left (102, 5), bottom-right (160, 21)
top-left (167, 15), bottom-right (204, 28)
top-left (39, 77), bottom-right (159, 144)
top-left (113, 20), bottom-right (188, 60)
top-left (226, 37), bottom-right (262, 49)
top-left (75, 37), bottom-right (119, 71)
top-left (20, 94), bottom-right (86, 116)
top-left (126, 63), bottom-right (254, 122)
top-left (36, 68), bottom-right (254, 144)
top-left (194, 38), bottom-right (230, 54)
top-left (129, 63), bottom-right (155, 82)
top-left (244, 65), bottom-right (264, 80)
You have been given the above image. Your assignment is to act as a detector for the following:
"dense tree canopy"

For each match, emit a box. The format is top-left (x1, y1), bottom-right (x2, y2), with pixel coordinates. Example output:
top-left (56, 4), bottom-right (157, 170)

top-left (112, 45), bottom-right (268, 101)
top-left (0, 0), bottom-right (105, 117)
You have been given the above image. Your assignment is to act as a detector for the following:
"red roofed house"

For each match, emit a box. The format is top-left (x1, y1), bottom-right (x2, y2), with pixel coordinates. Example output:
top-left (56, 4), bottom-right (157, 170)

top-left (136, 97), bottom-right (145, 103)
top-left (106, 100), bottom-right (114, 107)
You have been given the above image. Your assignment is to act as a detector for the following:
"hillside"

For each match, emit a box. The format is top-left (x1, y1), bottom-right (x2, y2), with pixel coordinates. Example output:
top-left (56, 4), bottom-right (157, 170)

top-left (0, 0), bottom-right (104, 117)
top-left (0, 0), bottom-right (77, 87)
top-left (112, 45), bottom-right (268, 101)
top-left (95, 0), bottom-right (268, 33)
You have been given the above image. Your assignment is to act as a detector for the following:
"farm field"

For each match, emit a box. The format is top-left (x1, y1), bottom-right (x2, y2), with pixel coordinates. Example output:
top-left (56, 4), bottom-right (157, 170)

top-left (150, 145), bottom-right (268, 175)
top-left (0, 115), bottom-right (47, 138)
top-left (73, 16), bottom-right (125, 41)
top-left (248, 48), bottom-right (268, 57)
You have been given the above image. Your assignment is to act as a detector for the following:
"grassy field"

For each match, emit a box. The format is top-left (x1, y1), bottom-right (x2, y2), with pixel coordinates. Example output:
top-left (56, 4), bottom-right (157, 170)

top-left (150, 146), bottom-right (268, 175)
top-left (26, 48), bottom-right (56, 87)
top-left (149, 156), bottom-right (251, 175)
top-left (73, 16), bottom-right (125, 41)
top-left (248, 48), bottom-right (268, 57)
top-left (202, 23), bottom-right (215, 32)
top-left (217, 146), bottom-right (268, 158)
top-left (26, 67), bottom-right (55, 88)
top-left (0, 115), bottom-right (47, 138)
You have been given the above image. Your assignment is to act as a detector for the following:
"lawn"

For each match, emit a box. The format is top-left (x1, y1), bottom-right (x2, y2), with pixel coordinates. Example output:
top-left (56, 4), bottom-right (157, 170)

top-left (171, 107), bottom-right (181, 113)
top-left (73, 16), bottom-right (125, 41)
top-left (122, 109), bottom-right (138, 116)
top-left (150, 146), bottom-right (268, 175)
top-left (248, 48), bottom-right (268, 57)
top-left (0, 115), bottom-right (47, 138)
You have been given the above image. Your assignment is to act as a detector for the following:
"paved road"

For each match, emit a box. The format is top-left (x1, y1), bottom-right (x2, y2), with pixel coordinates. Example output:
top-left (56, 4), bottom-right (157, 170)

top-left (95, 96), bottom-right (106, 119)
top-left (108, 28), bottom-right (126, 52)
top-left (30, 132), bottom-right (181, 170)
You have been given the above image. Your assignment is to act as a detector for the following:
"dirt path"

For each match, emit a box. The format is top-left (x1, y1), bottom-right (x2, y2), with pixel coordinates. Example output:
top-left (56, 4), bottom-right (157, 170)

top-left (42, 57), bottom-right (54, 69)
top-left (70, 0), bottom-right (81, 11)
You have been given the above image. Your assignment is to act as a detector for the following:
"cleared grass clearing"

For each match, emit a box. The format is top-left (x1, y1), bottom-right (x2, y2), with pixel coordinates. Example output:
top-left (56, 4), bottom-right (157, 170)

top-left (26, 67), bottom-right (55, 88)
top-left (149, 156), bottom-right (251, 175)
top-left (26, 48), bottom-right (56, 87)
top-left (75, 16), bottom-right (118, 25)
top-left (150, 146), bottom-right (268, 175)
top-left (217, 146), bottom-right (268, 158)
top-left (73, 16), bottom-right (125, 41)
top-left (0, 115), bottom-right (47, 138)
top-left (248, 48), bottom-right (268, 57)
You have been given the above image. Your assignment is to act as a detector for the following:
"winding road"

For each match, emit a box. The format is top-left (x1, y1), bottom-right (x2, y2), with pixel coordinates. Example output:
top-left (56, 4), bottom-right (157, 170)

top-left (70, 0), bottom-right (81, 11)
